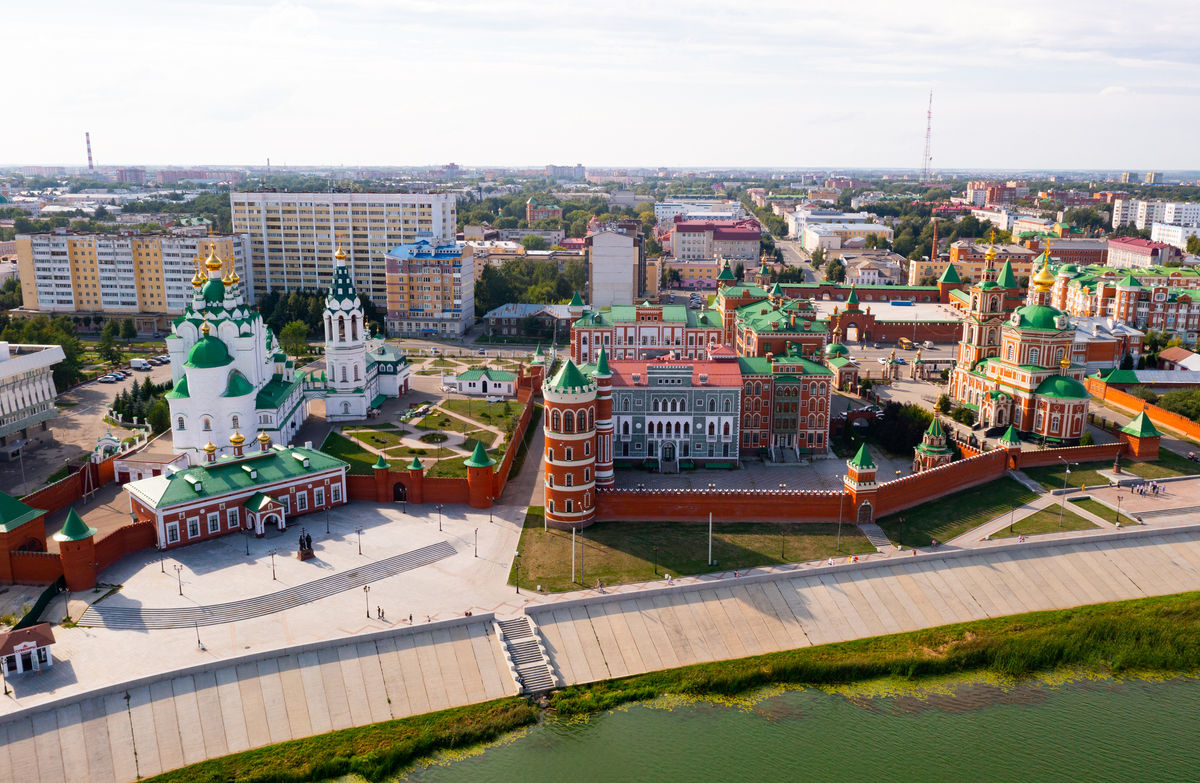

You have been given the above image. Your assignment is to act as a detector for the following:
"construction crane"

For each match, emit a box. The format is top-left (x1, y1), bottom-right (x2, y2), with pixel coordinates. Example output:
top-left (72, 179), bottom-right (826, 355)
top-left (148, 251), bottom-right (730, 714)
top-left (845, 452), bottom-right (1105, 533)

top-left (920, 91), bottom-right (933, 184)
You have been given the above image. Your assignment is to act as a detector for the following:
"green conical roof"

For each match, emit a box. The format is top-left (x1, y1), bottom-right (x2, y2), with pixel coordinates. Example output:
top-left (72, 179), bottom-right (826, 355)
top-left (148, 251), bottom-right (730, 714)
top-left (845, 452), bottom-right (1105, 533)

top-left (569, 290), bottom-right (584, 307)
top-left (53, 508), bottom-right (96, 542)
top-left (1121, 411), bottom-right (1161, 438)
top-left (0, 492), bottom-right (44, 533)
top-left (534, 343), bottom-right (544, 356)
top-left (995, 259), bottom-right (1019, 289)
top-left (407, 456), bottom-right (424, 471)
top-left (1000, 425), bottom-right (1021, 445)
top-left (1117, 273), bottom-right (1142, 288)
top-left (759, 262), bottom-right (770, 274)
top-left (846, 287), bottom-right (860, 307)
top-left (464, 440), bottom-right (496, 468)
top-left (848, 443), bottom-right (875, 470)
top-left (925, 417), bottom-right (944, 438)
top-left (937, 264), bottom-right (961, 284)
top-left (769, 282), bottom-right (784, 297)
top-left (716, 261), bottom-right (736, 282)
top-left (547, 359), bottom-right (590, 391)
top-left (594, 346), bottom-right (610, 376)
top-left (372, 455), bottom-right (389, 470)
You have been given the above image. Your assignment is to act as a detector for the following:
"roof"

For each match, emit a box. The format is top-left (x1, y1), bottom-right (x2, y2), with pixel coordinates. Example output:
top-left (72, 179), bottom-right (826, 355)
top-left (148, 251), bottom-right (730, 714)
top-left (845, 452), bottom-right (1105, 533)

top-left (0, 492), bottom-right (44, 533)
top-left (1121, 411), bottom-right (1161, 439)
top-left (244, 491), bottom-right (282, 512)
top-left (164, 375), bottom-right (190, 399)
top-left (1158, 346), bottom-right (1197, 364)
top-left (407, 456), bottom-right (424, 471)
top-left (848, 444), bottom-right (876, 470)
top-left (546, 359), bottom-right (592, 392)
top-left (463, 441), bottom-right (497, 468)
top-left (185, 334), bottom-right (232, 369)
top-left (1098, 368), bottom-right (1140, 384)
top-left (569, 291), bottom-right (584, 307)
top-left (1035, 374), bottom-right (1089, 400)
top-left (995, 259), bottom-right (1019, 289)
top-left (824, 343), bottom-right (850, 357)
top-left (937, 264), bottom-right (962, 284)
top-left (372, 454), bottom-right (389, 470)
top-left (594, 346), bottom-right (611, 376)
top-left (124, 446), bottom-right (349, 510)
top-left (0, 624), bottom-right (55, 656)
top-left (484, 302), bottom-right (573, 320)
top-left (223, 370), bottom-right (255, 398)
top-left (455, 368), bottom-right (517, 382)
top-left (925, 417), bottom-right (945, 439)
top-left (610, 357), bottom-right (745, 386)
top-left (256, 376), bottom-right (301, 411)
top-left (1012, 304), bottom-right (1066, 331)
top-left (1000, 425), bottom-right (1022, 445)
top-left (53, 508), bottom-right (96, 542)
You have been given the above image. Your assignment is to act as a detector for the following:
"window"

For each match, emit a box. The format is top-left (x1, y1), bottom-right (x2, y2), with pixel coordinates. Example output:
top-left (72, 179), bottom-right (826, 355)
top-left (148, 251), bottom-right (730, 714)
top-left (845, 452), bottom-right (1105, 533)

top-left (297, 492), bottom-right (308, 511)
top-left (548, 499), bottom-right (555, 513)
top-left (565, 447), bottom-right (573, 461)
top-left (547, 474), bottom-right (554, 487)
top-left (622, 398), bottom-right (630, 411)
top-left (1030, 348), bottom-right (1040, 365)
top-left (207, 512), bottom-right (220, 534)
top-left (563, 411), bottom-right (575, 432)
top-left (202, 418), bottom-right (211, 432)
top-left (565, 474), bottom-right (573, 487)
top-left (584, 442), bottom-right (590, 456)
top-left (166, 522), bottom-right (180, 544)
top-left (584, 467), bottom-right (590, 481)
top-left (565, 499), bottom-right (573, 512)
top-left (176, 416), bottom-right (186, 431)
top-left (227, 508), bottom-right (240, 530)
top-left (708, 399), bottom-right (716, 412)
top-left (187, 517), bottom-right (200, 538)
top-left (552, 410), bottom-right (561, 430)
top-left (331, 484), bottom-right (341, 503)
top-left (231, 414), bottom-right (240, 429)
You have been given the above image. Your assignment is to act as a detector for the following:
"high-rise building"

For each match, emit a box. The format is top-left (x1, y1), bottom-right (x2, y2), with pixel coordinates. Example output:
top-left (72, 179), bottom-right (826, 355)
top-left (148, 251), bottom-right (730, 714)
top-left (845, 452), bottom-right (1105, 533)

top-left (383, 239), bottom-right (475, 337)
top-left (15, 231), bottom-right (250, 332)
top-left (230, 192), bottom-right (457, 308)
top-left (1119, 172), bottom-right (1138, 184)
top-left (1145, 172), bottom-right (1164, 184)
top-left (585, 222), bottom-right (645, 308)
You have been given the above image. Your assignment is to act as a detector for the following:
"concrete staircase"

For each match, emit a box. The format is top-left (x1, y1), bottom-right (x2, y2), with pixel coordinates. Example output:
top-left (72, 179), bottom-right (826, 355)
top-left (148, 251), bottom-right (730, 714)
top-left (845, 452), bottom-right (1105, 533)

top-left (857, 522), bottom-right (893, 550)
top-left (496, 615), bottom-right (557, 693)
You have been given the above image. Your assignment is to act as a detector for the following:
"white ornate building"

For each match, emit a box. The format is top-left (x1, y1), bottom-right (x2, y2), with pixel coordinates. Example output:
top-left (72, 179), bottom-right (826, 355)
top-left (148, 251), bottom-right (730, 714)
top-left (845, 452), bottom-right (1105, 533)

top-left (165, 247), bottom-right (409, 465)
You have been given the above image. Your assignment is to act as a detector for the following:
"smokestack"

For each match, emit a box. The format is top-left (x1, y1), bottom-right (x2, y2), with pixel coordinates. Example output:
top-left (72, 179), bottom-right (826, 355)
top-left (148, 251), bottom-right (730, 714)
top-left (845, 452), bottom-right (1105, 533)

top-left (85, 132), bottom-right (94, 171)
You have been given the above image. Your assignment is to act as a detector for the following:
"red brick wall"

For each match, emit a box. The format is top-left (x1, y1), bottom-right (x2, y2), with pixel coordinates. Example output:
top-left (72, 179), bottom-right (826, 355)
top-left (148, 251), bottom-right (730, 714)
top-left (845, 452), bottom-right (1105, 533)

top-left (1014, 443), bottom-right (1123, 469)
top-left (873, 450), bottom-right (1008, 517)
top-left (1087, 377), bottom-right (1200, 441)
top-left (345, 474), bottom-right (378, 501)
top-left (94, 522), bottom-right (157, 571)
top-left (9, 551), bottom-right (63, 586)
top-left (422, 478), bottom-right (472, 504)
top-left (492, 397), bottom-right (536, 497)
top-left (20, 456), bottom-right (118, 517)
top-left (596, 489), bottom-right (849, 524)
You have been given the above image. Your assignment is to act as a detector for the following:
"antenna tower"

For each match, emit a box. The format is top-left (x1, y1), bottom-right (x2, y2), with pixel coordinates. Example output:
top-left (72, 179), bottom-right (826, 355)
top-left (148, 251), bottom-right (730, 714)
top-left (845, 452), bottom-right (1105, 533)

top-left (920, 91), bottom-right (932, 184)
top-left (85, 132), bottom-right (94, 171)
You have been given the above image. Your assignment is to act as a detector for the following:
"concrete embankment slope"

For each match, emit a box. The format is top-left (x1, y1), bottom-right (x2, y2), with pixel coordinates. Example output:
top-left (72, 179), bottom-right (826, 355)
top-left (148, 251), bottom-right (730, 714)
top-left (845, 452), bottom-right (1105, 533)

top-left (5, 527), bottom-right (1200, 782)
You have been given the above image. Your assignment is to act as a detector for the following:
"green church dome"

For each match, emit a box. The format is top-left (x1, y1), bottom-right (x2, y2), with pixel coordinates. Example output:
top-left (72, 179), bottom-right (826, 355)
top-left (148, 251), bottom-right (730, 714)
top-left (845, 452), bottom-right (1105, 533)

top-left (1013, 304), bottom-right (1065, 331)
top-left (824, 343), bottom-right (850, 357)
top-left (1035, 375), bottom-right (1089, 400)
top-left (202, 278), bottom-right (226, 304)
top-left (185, 334), bottom-right (233, 369)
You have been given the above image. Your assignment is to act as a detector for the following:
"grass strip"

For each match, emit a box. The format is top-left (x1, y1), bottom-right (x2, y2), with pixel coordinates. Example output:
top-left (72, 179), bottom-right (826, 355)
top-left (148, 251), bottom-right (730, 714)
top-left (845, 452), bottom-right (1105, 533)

top-left (1070, 496), bottom-right (1140, 526)
top-left (877, 475), bottom-right (1037, 547)
top-left (144, 697), bottom-right (538, 783)
top-left (988, 506), bottom-right (1096, 538)
top-left (1022, 449), bottom-right (1197, 492)
top-left (549, 591), bottom-right (1200, 717)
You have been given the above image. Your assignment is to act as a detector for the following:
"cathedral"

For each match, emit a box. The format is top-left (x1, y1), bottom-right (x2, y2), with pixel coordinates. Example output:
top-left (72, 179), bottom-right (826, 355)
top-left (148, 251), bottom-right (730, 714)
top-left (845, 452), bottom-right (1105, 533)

top-left (949, 251), bottom-right (1090, 443)
top-left (166, 245), bottom-right (409, 465)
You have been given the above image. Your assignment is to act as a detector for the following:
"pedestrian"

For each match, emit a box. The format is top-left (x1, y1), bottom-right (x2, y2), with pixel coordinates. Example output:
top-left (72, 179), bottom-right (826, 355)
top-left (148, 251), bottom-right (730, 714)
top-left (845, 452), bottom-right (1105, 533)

top-left (409, 613), bottom-right (413, 624)
top-left (376, 605), bottom-right (380, 619)
top-left (381, 608), bottom-right (385, 620)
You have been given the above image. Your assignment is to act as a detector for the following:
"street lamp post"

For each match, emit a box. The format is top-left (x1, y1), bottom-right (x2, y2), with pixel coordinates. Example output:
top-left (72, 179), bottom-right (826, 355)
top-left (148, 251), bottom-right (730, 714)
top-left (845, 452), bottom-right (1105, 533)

top-left (653, 545), bottom-right (658, 575)
top-left (1116, 494), bottom-right (1123, 526)
top-left (836, 490), bottom-right (845, 552)
top-left (244, 525), bottom-right (250, 556)
top-left (363, 585), bottom-right (371, 619)
top-left (474, 527), bottom-right (479, 558)
top-left (268, 548), bottom-right (278, 580)
top-left (437, 504), bottom-right (444, 532)
top-left (1057, 457), bottom-right (1074, 528)
top-left (173, 564), bottom-right (184, 595)
top-left (356, 526), bottom-right (363, 555)
top-left (707, 483), bottom-right (716, 566)
top-left (325, 507), bottom-right (330, 534)
top-left (778, 483), bottom-right (787, 559)
top-left (514, 551), bottom-right (521, 594)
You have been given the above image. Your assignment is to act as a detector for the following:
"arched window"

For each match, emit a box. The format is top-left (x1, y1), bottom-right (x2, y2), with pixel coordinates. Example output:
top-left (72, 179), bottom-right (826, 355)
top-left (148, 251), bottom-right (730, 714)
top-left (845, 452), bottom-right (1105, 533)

top-left (745, 382), bottom-right (753, 394)
top-left (622, 420), bottom-right (630, 435)
top-left (343, 401), bottom-right (351, 414)
top-left (675, 421), bottom-right (681, 435)
top-left (724, 399), bottom-right (732, 412)
top-left (657, 421), bottom-right (664, 435)
top-left (668, 399), bottom-right (676, 413)
top-left (652, 399), bottom-right (660, 412)
top-left (754, 382), bottom-right (762, 395)
top-left (231, 414), bottom-right (239, 429)
top-left (708, 422), bottom-right (715, 436)
top-left (337, 315), bottom-right (346, 341)
top-left (563, 411), bottom-right (575, 432)
top-left (1056, 347), bottom-right (1064, 362)
top-left (552, 410), bottom-right (561, 431)
top-left (1007, 345), bottom-right (1014, 360)
top-left (1029, 348), bottom-right (1040, 365)
top-left (587, 409), bottom-right (594, 429)
top-left (202, 417), bottom-right (211, 431)
top-left (809, 414), bottom-right (816, 427)
top-left (753, 414), bottom-right (761, 428)
top-left (723, 421), bottom-right (730, 436)
top-left (341, 366), bottom-right (348, 383)
top-left (744, 414), bottom-right (751, 428)
top-left (622, 397), bottom-right (630, 411)
top-left (176, 416), bottom-right (186, 431)
top-left (353, 364), bottom-right (359, 381)
top-left (351, 314), bottom-right (358, 341)
top-left (708, 398), bottom-right (716, 412)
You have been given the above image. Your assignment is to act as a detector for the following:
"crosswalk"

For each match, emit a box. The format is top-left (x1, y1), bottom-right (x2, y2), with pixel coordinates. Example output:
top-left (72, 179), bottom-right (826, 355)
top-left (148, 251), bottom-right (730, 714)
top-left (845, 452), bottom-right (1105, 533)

top-left (78, 541), bottom-right (456, 630)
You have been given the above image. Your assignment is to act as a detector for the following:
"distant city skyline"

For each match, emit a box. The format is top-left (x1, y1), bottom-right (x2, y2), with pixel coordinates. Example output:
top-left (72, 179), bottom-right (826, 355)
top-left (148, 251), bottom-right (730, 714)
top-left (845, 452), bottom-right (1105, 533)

top-left (4, 0), bottom-right (1199, 170)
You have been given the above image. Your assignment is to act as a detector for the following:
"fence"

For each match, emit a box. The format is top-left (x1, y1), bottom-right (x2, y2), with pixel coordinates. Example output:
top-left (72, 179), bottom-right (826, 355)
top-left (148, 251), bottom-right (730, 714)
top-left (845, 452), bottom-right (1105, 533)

top-left (1086, 376), bottom-right (1200, 442)
top-left (12, 577), bottom-right (64, 629)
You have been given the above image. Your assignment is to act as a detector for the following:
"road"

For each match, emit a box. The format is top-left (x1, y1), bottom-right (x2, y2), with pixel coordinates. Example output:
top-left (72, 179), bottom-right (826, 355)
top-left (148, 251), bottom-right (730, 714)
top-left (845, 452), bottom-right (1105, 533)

top-left (776, 237), bottom-right (818, 282)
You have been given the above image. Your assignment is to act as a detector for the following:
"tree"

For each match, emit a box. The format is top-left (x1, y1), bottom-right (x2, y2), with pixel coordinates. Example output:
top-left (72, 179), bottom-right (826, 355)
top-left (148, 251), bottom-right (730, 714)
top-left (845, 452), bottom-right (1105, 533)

top-left (734, 262), bottom-right (744, 281)
top-left (98, 331), bottom-right (122, 365)
top-left (951, 406), bottom-right (976, 426)
top-left (1, 315), bottom-right (84, 387)
top-left (101, 320), bottom-right (119, 340)
top-left (936, 394), bottom-right (952, 414)
top-left (1079, 431), bottom-right (1095, 446)
top-left (1187, 235), bottom-right (1200, 255)
top-left (1120, 353), bottom-right (1135, 370)
top-left (520, 235), bottom-right (548, 251)
top-left (0, 278), bottom-right (21, 310)
top-left (120, 318), bottom-right (137, 341)
top-left (810, 248), bottom-right (826, 267)
top-left (147, 399), bottom-right (171, 434)
top-left (824, 259), bottom-right (845, 283)
top-left (280, 321), bottom-right (311, 357)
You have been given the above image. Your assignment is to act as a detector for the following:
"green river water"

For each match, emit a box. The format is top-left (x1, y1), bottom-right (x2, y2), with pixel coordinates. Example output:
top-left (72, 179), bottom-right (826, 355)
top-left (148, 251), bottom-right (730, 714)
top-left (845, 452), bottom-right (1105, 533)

top-left (398, 676), bottom-right (1200, 782)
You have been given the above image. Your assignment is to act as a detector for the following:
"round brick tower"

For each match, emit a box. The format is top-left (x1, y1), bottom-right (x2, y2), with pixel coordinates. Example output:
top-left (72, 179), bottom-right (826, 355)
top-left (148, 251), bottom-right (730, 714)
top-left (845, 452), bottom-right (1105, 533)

top-left (543, 359), bottom-right (598, 529)
top-left (54, 507), bottom-right (98, 592)
top-left (593, 347), bottom-right (615, 489)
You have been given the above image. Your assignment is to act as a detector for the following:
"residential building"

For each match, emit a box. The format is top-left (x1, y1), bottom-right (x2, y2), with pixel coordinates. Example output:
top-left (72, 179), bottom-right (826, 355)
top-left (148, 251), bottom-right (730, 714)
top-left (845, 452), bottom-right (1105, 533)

top-left (1111, 199), bottom-right (1200, 230)
top-left (1052, 263), bottom-right (1199, 344)
top-left (525, 197), bottom-right (563, 223)
top-left (497, 228), bottom-right (565, 245)
top-left (545, 164), bottom-right (585, 180)
top-left (482, 302), bottom-right (574, 340)
top-left (586, 222), bottom-right (646, 308)
top-left (1107, 237), bottom-right (1181, 269)
top-left (654, 199), bottom-right (746, 227)
top-left (1151, 222), bottom-right (1200, 250)
top-left (662, 257), bottom-right (725, 289)
top-left (229, 191), bottom-right (457, 308)
top-left (0, 342), bottom-right (64, 451)
top-left (1011, 216), bottom-right (1054, 236)
top-left (970, 208), bottom-right (1015, 231)
top-left (15, 231), bottom-right (250, 332)
top-left (842, 252), bottom-right (906, 286)
top-left (949, 262), bottom-right (1090, 443)
top-left (943, 241), bottom-right (1037, 283)
top-left (670, 217), bottom-right (761, 261)
top-left (1018, 238), bottom-right (1108, 267)
top-left (570, 301), bottom-right (724, 364)
top-left (1145, 172), bottom-right (1164, 184)
top-left (444, 368), bottom-right (517, 397)
top-left (799, 223), bottom-right (893, 253)
top-left (384, 239), bottom-right (475, 337)
top-left (1157, 346), bottom-right (1200, 371)
top-left (1119, 172), bottom-right (1138, 184)
top-left (466, 240), bottom-right (523, 280)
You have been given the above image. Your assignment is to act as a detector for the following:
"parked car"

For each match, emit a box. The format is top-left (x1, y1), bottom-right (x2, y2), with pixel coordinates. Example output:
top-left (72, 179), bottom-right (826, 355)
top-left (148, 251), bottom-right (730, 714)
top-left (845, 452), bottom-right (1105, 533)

top-left (130, 358), bottom-right (152, 371)
top-left (97, 375), bottom-right (117, 383)
top-left (922, 340), bottom-right (936, 349)
top-left (476, 349), bottom-right (487, 355)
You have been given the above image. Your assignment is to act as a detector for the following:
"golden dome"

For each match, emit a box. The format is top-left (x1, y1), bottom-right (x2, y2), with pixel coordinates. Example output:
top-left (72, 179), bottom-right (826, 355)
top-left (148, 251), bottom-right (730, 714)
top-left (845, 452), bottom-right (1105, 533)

top-left (204, 246), bottom-right (223, 272)
top-left (984, 242), bottom-right (997, 261)
top-left (334, 243), bottom-right (347, 262)
top-left (1032, 260), bottom-right (1056, 291)
top-left (257, 430), bottom-right (271, 444)
top-left (191, 257), bottom-right (205, 287)
top-left (201, 319), bottom-right (211, 335)
top-left (229, 430), bottom-right (245, 446)
top-left (203, 441), bottom-right (217, 453)
top-left (1059, 357), bottom-right (1071, 369)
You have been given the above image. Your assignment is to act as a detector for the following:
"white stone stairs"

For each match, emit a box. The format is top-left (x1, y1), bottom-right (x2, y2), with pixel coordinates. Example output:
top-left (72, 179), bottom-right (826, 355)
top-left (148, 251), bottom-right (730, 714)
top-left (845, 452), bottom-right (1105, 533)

top-left (496, 615), bottom-right (557, 694)
top-left (857, 522), bottom-right (893, 550)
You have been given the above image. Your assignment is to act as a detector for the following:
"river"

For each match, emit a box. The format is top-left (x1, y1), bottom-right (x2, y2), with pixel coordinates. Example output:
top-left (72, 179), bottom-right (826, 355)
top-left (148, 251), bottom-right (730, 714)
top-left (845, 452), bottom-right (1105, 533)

top-left (399, 675), bottom-right (1200, 782)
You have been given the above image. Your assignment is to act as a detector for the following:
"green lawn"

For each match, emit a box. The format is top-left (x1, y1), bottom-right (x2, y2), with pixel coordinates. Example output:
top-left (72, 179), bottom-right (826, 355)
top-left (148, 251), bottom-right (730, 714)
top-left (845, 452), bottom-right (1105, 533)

top-left (441, 398), bottom-right (518, 429)
top-left (384, 446), bottom-right (433, 459)
top-left (415, 412), bottom-right (460, 431)
top-left (320, 432), bottom-right (404, 475)
top-left (1022, 449), bottom-right (1198, 492)
top-left (427, 456), bottom-right (468, 478)
top-left (344, 428), bottom-right (406, 450)
top-left (1069, 496), bottom-right (1140, 526)
top-left (989, 506), bottom-right (1097, 538)
top-left (876, 476), bottom-right (1038, 548)
top-left (512, 509), bottom-right (874, 592)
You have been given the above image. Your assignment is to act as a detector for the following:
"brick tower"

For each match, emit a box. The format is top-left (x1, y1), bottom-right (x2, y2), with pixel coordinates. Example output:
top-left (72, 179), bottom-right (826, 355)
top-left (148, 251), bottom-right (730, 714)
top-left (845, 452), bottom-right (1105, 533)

top-left (54, 508), bottom-right (98, 591)
top-left (843, 444), bottom-right (879, 525)
top-left (542, 359), bottom-right (598, 529)
top-left (912, 417), bottom-right (953, 472)
top-left (593, 348), bottom-right (615, 489)
top-left (464, 442), bottom-right (496, 509)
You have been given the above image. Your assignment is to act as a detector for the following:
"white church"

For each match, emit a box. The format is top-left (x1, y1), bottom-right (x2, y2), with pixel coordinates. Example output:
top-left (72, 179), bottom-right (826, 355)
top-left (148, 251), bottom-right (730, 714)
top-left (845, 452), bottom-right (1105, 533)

top-left (165, 245), bottom-right (410, 465)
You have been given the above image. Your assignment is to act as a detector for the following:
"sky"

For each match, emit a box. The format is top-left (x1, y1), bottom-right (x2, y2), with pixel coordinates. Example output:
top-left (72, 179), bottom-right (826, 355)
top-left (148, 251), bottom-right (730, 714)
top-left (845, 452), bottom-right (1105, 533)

top-left (4, 0), bottom-right (1200, 170)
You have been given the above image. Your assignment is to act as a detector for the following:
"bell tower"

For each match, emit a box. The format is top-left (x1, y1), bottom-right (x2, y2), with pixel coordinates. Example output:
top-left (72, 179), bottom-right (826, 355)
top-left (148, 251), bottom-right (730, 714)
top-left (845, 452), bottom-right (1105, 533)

top-left (323, 242), bottom-right (368, 397)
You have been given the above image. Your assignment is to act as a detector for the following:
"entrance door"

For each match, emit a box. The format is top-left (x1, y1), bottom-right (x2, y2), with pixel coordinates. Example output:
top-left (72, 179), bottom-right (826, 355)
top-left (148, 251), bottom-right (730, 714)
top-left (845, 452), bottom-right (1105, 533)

top-left (481, 380), bottom-right (488, 393)
top-left (856, 502), bottom-right (873, 525)
top-left (21, 652), bottom-right (33, 672)
top-left (662, 441), bottom-right (675, 461)
top-left (393, 482), bottom-right (407, 502)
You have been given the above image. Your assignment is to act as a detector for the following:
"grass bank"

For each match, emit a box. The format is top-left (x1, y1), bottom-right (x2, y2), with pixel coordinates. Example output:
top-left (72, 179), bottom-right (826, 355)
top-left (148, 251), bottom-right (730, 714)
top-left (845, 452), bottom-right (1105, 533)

top-left (549, 591), bottom-right (1200, 717)
top-left (1022, 448), bottom-right (1197, 492)
top-left (989, 505), bottom-right (1097, 538)
top-left (144, 697), bottom-right (538, 783)
top-left (877, 475), bottom-right (1038, 547)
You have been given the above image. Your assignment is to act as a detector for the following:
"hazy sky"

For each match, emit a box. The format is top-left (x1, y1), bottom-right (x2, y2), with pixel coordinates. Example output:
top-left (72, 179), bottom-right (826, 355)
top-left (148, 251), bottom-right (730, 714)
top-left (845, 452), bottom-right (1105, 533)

top-left (5, 0), bottom-right (1199, 170)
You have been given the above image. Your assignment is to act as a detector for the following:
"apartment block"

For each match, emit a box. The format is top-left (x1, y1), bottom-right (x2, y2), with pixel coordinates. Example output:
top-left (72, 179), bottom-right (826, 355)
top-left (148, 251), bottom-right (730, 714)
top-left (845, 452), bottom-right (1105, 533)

top-left (15, 232), bottom-right (249, 332)
top-left (383, 239), bottom-right (474, 337)
top-left (230, 192), bottom-right (457, 308)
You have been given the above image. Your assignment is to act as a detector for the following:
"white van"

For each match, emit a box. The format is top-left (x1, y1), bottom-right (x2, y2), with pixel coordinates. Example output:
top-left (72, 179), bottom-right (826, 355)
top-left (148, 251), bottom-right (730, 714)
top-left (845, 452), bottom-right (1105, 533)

top-left (130, 358), bottom-right (152, 371)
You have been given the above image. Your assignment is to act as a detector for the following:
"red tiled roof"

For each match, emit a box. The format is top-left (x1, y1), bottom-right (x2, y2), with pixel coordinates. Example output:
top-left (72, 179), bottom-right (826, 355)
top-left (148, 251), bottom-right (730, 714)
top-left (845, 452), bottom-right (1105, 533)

top-left (1108, 237), bottom-right (1173, 253)
top-left (672, 217), bottom-right (762, 241)
top-left (0, 623), bottom-right (55, 656)
top-left (1158, 346), bottom-right (1196, 363)
top-left (607, 358), bottom-right (743, 386)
